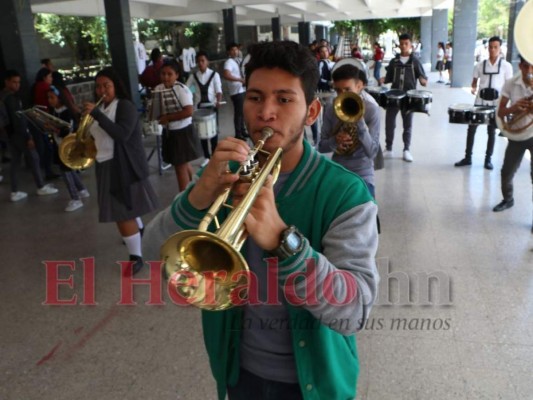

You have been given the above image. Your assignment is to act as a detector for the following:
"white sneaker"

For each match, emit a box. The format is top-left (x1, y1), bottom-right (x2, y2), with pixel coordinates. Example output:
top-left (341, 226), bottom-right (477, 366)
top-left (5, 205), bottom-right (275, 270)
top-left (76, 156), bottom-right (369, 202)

top-left (403, 150), bottom-right (414, 162)
top-left (37, 184), bottom-right (59, 196)
top-left (200, 158), bottom-right (209, 167)
top-left (383, 150), bottom-right (394, 159)
top-left (65, 199), bottom-right (83, 212)
top-left (10, 191), bottom-right (28, 202)
top-left (78, 189), bottom-right (90, 198)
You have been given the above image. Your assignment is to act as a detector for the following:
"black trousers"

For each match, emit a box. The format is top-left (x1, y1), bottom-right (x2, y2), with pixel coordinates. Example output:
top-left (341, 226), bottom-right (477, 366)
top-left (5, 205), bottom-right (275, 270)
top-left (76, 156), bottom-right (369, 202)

top-left (385, 107), bottom-right (413, 151)
top-left (463, 122), bottom-right (496, 159)
top-left (500, 137), bottom-right (533, 201)
top-left (230, 92), bottom-right (246, 139)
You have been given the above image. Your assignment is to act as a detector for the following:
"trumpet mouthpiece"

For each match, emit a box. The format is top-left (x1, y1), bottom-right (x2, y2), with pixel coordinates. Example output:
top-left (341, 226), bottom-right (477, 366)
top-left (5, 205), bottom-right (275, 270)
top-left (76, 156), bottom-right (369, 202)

top-left (261, 127), bottom-right (274, 139)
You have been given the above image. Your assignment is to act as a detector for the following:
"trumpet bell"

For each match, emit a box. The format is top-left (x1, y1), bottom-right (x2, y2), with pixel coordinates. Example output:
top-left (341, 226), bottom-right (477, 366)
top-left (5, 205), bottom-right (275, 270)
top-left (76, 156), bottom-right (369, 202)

top-left (162, 230), bottom-right (249, 311)
top-left (334, 91), bottom-right (364, 123)
top-left (58, 134), bottom-right (97, 170)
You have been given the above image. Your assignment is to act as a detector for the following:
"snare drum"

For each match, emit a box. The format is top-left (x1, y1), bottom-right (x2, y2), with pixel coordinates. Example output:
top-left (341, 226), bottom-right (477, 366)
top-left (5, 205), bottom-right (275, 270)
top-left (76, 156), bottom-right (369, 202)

top-left (469, 106), bottom-right (495, 125)
top-left (406, 90), bottom-right (432, 113)
top-left (365, 86), bottom-right (389, 107)
top-left (192, 109), bottom-right (217, 140)
top-left (448, 104), bottom-right (473, 124)
top-left (383, 89), bottom-right (406, 108)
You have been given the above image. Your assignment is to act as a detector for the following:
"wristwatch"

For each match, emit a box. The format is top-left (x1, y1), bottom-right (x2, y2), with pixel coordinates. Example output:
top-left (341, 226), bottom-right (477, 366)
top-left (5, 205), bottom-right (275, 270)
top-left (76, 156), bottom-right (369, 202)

top-left (270, 225), bottom-right (305, 260)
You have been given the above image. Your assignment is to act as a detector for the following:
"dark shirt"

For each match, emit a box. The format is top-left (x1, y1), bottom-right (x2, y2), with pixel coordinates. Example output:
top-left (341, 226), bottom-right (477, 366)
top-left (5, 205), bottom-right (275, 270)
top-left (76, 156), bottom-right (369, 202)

top-left (384, 54), bottom-right (427, 91)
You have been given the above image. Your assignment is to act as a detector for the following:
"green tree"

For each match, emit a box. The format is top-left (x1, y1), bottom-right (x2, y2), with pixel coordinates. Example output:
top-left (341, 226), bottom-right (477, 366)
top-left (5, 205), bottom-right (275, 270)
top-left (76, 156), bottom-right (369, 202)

top-left (477, 0), bottom-right (510, 39)
top-left (34, 14), bottom-right (110, 65)
top-left (184, 22), bottom-right (214, 51)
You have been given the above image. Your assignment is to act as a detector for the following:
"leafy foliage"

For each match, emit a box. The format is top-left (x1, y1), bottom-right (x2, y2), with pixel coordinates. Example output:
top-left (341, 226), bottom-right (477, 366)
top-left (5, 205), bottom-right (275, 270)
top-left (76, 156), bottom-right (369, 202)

top-left (34, 14), bottom-right (110, 64)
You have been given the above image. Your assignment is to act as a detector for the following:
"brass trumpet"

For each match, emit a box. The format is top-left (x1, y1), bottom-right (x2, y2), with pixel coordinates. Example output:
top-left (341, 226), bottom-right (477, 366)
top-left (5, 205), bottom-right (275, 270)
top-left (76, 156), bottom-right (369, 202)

top-left (161, 128), bottom-right (283, 310)
top-left (58, 96), bottom-right (105, 170)
top-left (333, 91), bottom-right (365, 155)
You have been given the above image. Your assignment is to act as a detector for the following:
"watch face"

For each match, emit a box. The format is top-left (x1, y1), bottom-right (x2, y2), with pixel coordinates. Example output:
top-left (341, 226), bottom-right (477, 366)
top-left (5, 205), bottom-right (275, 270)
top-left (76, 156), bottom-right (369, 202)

top-left (286, 231), bottom-right (302, 251)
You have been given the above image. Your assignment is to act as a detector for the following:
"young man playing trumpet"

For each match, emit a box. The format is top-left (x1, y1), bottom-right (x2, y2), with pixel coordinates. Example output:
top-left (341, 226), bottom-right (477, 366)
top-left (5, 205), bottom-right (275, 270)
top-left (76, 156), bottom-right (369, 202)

top-left (143, 41), bottom-right (379, 400)
top-left (492, 56), bottom-right (533, 230)
top-left (318, 62), bottom-right (381, 197)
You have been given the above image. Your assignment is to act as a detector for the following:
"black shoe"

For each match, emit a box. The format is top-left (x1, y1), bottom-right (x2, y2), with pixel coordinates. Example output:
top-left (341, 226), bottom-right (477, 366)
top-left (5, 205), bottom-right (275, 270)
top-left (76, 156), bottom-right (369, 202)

top-left (128, 255), bottom-right (145, 275)
top-left (492, 199), bottom-right (514, 212)
top-left (454, 158), bottom-right (471, 167)
top-left (484, 160), bottom-right (493, 170)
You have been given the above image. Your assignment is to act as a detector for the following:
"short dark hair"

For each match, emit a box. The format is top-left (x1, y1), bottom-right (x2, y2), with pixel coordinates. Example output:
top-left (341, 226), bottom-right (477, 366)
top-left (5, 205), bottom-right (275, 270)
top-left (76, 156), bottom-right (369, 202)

top-left (399, 33), bottom-right (412, 42)
top-left (161, 59), bottom-right (181, 75)
top-left (35, 67), bottom-right (52, 82)
top-left (226, 42), bottom-right (239, 52)
top-left (4, 69), bottom-right (20, 81)
top-left (518, 55), bottom-right (531, 65)
top-left (41, 58), bottom-right (51, 65)
top-left (332, 65), bottom-right (368, 86)
top-left (95, 67), bottom-right (130, 101)
top-left (488, 36), bottom-right (502, 45)
top-left (196, 51), bottom-right (209, 61)
top-left (150, 48), bottom-right (162, 63)
top-left (244, 41), bottom-right (319, 106)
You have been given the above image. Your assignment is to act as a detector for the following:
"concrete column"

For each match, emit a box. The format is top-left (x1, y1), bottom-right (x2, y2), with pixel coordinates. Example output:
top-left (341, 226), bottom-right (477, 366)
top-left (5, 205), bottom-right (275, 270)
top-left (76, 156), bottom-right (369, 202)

top-left (0, 0), bottom-right (41, 106)
top-left (431, 9), bottom-right (448, 72)
top-left (272, 17), bottom-right (281, 41)
top-left (103, 0), bottom-right (140, 107)
top-left (451, 0), bottom-right (478, 87)
top-left (420, 16), bottom-right (432, 66)
top-left (315, 25), bottom-right (327, 42)
top-left (506, 0), bottom-right (526, 72)
top-left (298, 22), bottom-right (311, 46)
top-left (223, 8), bottom-right (238, 46)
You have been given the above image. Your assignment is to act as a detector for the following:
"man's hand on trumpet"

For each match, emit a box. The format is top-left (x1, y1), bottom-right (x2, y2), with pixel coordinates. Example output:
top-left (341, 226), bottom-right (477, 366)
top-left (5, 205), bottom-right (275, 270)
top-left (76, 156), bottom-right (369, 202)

top-left (336, 130), bottom-right (353, 152)
top-left (232, 174), bottom-right (288, 252)
top-left (188, 137), bottom-right (249, 210)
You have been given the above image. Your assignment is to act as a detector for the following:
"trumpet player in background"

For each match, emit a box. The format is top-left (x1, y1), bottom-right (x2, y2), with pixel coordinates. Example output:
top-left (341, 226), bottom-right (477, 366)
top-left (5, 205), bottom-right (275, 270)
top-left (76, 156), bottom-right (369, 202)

top-left (318, 63), bottom-right (381, 197)
top-left (46, 86), bottom-right (90, 212)
top-left (492, 56), bottom-right (533, 229)
top-left (143, 41), bottom-right (379, 400)
top-left (84, 67), bottom-right (159, 275)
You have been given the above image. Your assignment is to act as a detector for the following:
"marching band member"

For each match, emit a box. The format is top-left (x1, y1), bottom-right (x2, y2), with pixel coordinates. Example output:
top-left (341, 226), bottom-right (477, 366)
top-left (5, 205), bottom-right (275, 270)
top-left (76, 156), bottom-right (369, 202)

top-left (492, 56), bottom-right (533, 228)
top-left (143, 41), bottom-right (379, 400)
top-left (380, 33), bottom-right (427, 162)
top-left (318, 62), bottom-right (381, 197)
top-left (154, 60), bottom-right (202, 191)
top-left (47, 86), bottom-right (90, 212)
top-left (84, 67), bottom-right (159, 275)
top-left (186, 51), bottom-right (223, 164)
top-left (454, 36), bottom-right (512, 170)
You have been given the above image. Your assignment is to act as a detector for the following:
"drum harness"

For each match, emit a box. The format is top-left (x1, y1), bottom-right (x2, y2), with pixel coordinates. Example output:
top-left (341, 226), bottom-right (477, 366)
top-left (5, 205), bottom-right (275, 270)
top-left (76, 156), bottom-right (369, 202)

top-left (193, 70), bottom-right (217, 109)
top-left (479, 58), bottom-right (502, 105)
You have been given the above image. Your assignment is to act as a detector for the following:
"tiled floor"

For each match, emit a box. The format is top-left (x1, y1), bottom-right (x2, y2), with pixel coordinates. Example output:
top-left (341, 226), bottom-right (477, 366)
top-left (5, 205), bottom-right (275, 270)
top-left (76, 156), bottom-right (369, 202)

top-left (1, 73), bottom-right (532, 400)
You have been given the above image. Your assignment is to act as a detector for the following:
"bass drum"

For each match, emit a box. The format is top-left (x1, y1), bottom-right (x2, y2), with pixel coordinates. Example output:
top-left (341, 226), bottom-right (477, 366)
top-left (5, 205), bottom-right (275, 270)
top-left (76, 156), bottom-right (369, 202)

top-left (383, 89), bottom-right (406, 109)
top-left (448, 104), bottom-right (473, 124)
top-left (469, 106), bottom-right (495, 125)
top-left (406, 90), bottom-right (432, 113)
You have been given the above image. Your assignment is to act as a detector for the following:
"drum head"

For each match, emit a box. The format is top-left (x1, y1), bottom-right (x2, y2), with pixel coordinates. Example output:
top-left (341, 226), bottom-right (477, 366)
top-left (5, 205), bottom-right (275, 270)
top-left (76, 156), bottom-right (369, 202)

top-left (471, 106), bottom-right (494, 114)
top-left (449, 103), bottom-right (473, 111)
top-left (386, 89), bottom-right (406, 99)
top-left (407, 89), bottom-right (432, 98)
